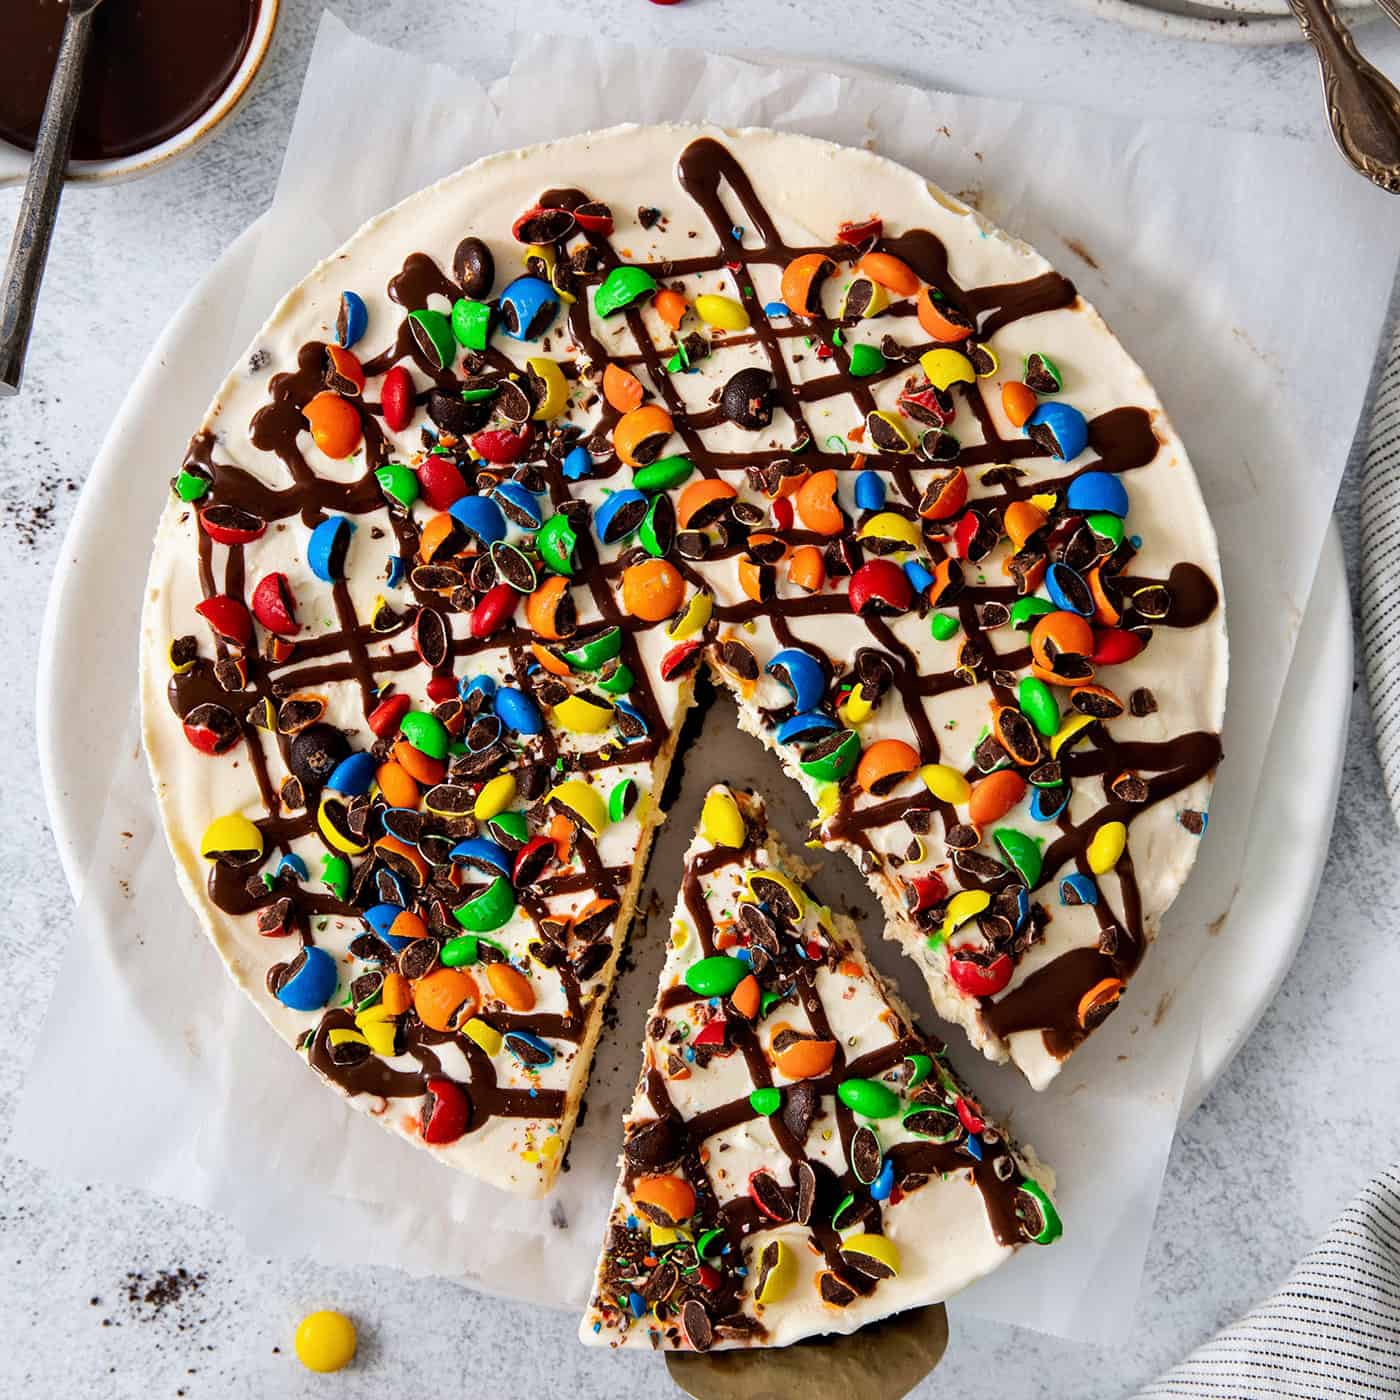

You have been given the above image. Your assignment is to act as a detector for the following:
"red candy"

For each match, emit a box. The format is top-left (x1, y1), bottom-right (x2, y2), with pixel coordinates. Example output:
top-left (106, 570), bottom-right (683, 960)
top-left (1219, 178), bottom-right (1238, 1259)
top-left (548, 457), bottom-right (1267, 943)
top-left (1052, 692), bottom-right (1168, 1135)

top-left (195, 594), bottom-right (252, 646)
top-left (470, 583), bottom-right (517, 639)
top-left (948, 952), bottom-right (1014, 997)
top-left (472, 425), bottom-right (531, 465)
top-left (420, 1076), bottom-right (471, 1145)
top-left (367, 693), bottom-right (411, 738)
top-left (691, 1018), bottom-right (727, 1048)
top-left (772, 496), bottom-right (794, 531)
top-left (250, 572), bottom-right (298, 636)
top-left (425, 674), bottom-right (458, 703)
top-left (380, 365), bottom-right (414, 432)
top-left (418, 457), bottom-right (467, 510)
top-left (847, 559), bottom-right (913, 616)
top-left (198, 505), bottom-right (266, 545)
top-left (836, 216), bottom-right (883, 246)
top-left (906, 872), bottom-right (948, 913)
top-left (1092, 627), bottom-right (1146, 666)
top-left (182, 714), bottom-right (236, 755)
top-left (955, 1096), bottom-right (985, 1136)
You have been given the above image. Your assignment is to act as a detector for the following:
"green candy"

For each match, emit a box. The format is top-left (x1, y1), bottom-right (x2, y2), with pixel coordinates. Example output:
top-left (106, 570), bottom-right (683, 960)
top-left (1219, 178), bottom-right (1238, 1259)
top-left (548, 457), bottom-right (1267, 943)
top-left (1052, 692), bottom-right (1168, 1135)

top-left (594, 265), bottom-right (657, 317)
top-left (596, 662), bottom-right (635, 696)
top-left (1017, 1179), bottom-right (1063, 1245)
top-left (536, 514), bottom-right (577, 576)
top-left (759, 990), bottom-right (783, 1018)
top-left (486, 810), bottom-right (529, 845)
top-left (320, 854), bottom-right (351, 903)
top-left (634, 455), bottom-right (694, 493)
top-left (408, 308), bottom-right (455, 369)
top-left (441, 934), bottom-right (481, 967)
top-left (1087, 511), bottom-right (1124, 547)
top-left (903, 1053), bottom-right (934, 1088)
top-left (994, 827), bottom-right (1044, 887)
top-left (608, 778), bottom-right (638, 823)
top-left (175, 468), bottom-right (210, 502)
top-left (749, 1087), bottom-right (782, 1116)
top-left (639, 497), bottom-right (672, 558)
top-left (696, 1228), bottom-right (725, 1259)
top-left (847, 343), bottom-right (886, 378)
top-left (399, 710), bottom-right (448, 760)
top-left (930, 613), bottom-right (960, 642)
top-left (684, 954), bottom-right (749, 999)
top-left (562, 626), bottom-right (622, 671)
top-left (799, 730), bottom-right (860, 784)
top-left (1017, 675), bottom-right (1059, 737)
top-left (1009, 596), bottom-right (1057, 630)
top-left (453, 875), bottom-right (516, 933)
top-left (451, 297), bottom-right (491, 351)
top-left (1024, 352), bottom-right (1061, 391)
top-left (836, 1077), bottom-right (901, 1119)
top-left (375, 462), bottom-right (419, 509)
top-left (831, 1193), bottom-right (863, 1231)
top-left (901, 1100), bottom-right (961, 1142)
top-left (460, 385), bottom-right (497, 403)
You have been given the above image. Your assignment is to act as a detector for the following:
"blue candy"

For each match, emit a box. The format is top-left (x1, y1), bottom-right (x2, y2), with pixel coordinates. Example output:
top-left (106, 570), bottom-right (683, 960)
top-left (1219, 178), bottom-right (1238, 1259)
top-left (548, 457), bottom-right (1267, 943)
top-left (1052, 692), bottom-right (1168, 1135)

top-left (765, 648), bottom-right (827, 714)
top-left (492, 480), bottom-right (542, 529)
top-left (628, 1292), bottom-right (646, 1319)
top-left (615, 698), bottom-right (649, 741)
top-left (363, 903), bottom-right (416, 951)
top-left (763, 300), bottom-right (790, 318)
top-left (1060, 873), bottom-right (1099, 907)
top-left (593, 488), bottom-right (648, 545)
top-left (336, 290), bottom-right (368, 349)
top-left (276, 853), bottom-right (309, 882)
top-left (1011, 884), bottom-right (1030, 932)
top-left (385, 554), bottom-right (405, 589)
top-left (964, 1133), bottom-right (984, 1162)
top-left (464, 713), bottom-right (502, 752)
top-left (1066, 470), bottom-right (1128, 518)
top-left (498, 275), bottom-right (558, 342)
top-left (903, 559), bottom-right (935, 595)
top-left (854, 469), bottom-right (886, 512)
top-left (380, 807), bottom-right (423, 844)
top-left (563, 445), bottom-right (593, 482)
top-left (1026, 402), bottom-right (1089, 462)
top-left (307, 516), bottom-right (355, 582)
top-left (775, 711), bottom-right (839, 745)
top-left (870, 1157), bottom-right (896, 1202)
top-left (449, 837), bottom-right (513, 876)
top-left (448, 494), bottom-right (507, 546)
top-left (1030, 784), bottom-right (1071, 822)
top-left (494, 686), bottom-right (544, 736)
top-left (274, 945), bottom-right (338, 1012)
top-left (376, 870), bottom-right (407, 908)
top-left (324, 751), bottom-right (375, 797)
top-left (459, 673), bottom-right (497, 703)
top-left (1046, 561), bottom-right (1092, 616)
top-left (504, 1030), bottom-right (555, 1067)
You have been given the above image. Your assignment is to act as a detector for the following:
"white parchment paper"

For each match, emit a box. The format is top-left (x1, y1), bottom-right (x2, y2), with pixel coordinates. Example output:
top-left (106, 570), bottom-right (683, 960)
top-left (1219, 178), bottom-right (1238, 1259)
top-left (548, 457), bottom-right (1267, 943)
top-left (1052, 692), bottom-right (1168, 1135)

top-left (14, 11), bottom-right (1400, 1350)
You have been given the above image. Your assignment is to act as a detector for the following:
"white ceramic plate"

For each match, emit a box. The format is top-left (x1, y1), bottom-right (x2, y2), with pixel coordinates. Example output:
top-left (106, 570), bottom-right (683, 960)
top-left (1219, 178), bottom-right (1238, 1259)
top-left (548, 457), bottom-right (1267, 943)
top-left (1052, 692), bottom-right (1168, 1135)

top-left (1071, 0), bottom-right (1377, 45)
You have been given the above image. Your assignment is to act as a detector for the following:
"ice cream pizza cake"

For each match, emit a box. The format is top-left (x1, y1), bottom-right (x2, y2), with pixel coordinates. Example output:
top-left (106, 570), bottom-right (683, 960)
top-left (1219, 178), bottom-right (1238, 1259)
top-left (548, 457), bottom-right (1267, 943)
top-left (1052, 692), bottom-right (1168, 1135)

top-left (140, 122), bottom-right (1224, 1195)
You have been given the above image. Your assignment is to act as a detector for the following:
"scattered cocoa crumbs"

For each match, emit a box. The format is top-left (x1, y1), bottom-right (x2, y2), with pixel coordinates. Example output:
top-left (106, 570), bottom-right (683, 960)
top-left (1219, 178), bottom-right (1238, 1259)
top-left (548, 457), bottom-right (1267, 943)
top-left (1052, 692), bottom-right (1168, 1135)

top-left (124, 1266), bottom-right (207, 1318)
top-left (3, 475), bottom-right (78, 550)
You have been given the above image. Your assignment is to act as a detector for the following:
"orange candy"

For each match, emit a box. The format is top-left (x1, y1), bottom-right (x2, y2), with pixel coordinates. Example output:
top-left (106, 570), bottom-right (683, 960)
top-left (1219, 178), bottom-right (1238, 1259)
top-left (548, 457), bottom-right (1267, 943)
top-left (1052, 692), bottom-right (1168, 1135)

top-left (928, 558), bottom-right (962, 607)
top-left (856, 739), bottom-right (920, 795)
top-left (324, 344), bottom-right (366, 396)
top-left (633, 1174), bottom-right (697, 1226)
top-left (1030, 610), bottom-right (1095, 679)
top-left (787, 544), bottom-right (825, 593)
top-left (858, 251), bottom-right (919, 296)
top-left (621, 559), bottom-right (684, 621)
top-left (413, 968), bottom-right (479, 1032)
top-left (915, 287), bottom-right (973, 343)
top-left (302, 391), bottom-right (363, 460)
top-left (418, 512), bottom-right (463, 564)
top-left (968, 768), bottom-right (1028, 827)
top-left (1086, 565), bottom-right (1121, 626)
top-left (730, 974), bottom-right (761, 1020)
top-left (918, 467), bottom-right (968, 522)
top-left (548, 812), bottom-right (576, 861)
top-left (1004, 499), bottom-right (1048, 551)
top-left (603, 363), bottom-right (645, 413)
top-left (780, 253), bottom-right (836, 317)
top-left (795, 470), bottom-right (843, 535)
top-left (737, 555), bottom-right (771, 604)
top-left (381, 971), bottom-right (411, 1016)
top-left (677, 478), bottom-right (737, 529)
top-left (654, 288), bottom-right (688, 330)
top-left (613, 404), bottom-right (674, 466)
top-left (376, 760), bottom-right (420, 810)
top-left (531, 641), bottom-right (573, 678)
top-left (526, 576), bottom-right (572, 640)
top-left (1077, 977), bottom-right (1125, 1028)
top-left (374, 833), bottom-right (428, 886)
top-left (485, 962), bottom-right (536, 1012)
top-left (393, 738), bottom-right (445, 787)
top-left (770, 1024), bottom-right (838, 1080)
top-left (1001, 380), bottom-right (1039, 428)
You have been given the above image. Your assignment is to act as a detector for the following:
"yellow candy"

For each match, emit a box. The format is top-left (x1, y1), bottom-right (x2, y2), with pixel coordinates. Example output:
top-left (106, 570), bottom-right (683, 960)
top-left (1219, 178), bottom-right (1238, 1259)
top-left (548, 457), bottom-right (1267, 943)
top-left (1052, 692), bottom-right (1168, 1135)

top-left (940, 889), bottom-right (990, 942)
top-left (327, 1029), bottom-right (368, 1051)
top-left (670, 920), bottom-right (690, 948)
top-left (858, 512), bottom-right (921, 549)
top-left (168, 639), bottom-right (195, 674)
top-left (667, 590), bottom-right (713, 641)
top-left (742, 868), bottom-right (806, 916)
top-left (838, 276), bottom-right (889, 319)
top-left (317, 798), bottom-right (368, 855)
top-left (840, 682), bottom-right (873, 726)
top-left (354, 1004), bottom-right (398, 1057)
top-left (866, 410), bottom-right (914, 452)
top-left (541, 1134), bottom-right (562, 1159)
top-left (522, 243), bottom-right (575, 302)
top-left (294, 1310), bottom-right (357, 1374)
top-left (840, 1233), bottom-right (901, 1278)
top-left (1050, 712), bottom-right (1096, 760)
top-left (199, 812), bottom-right (264, 864)
top-left (462, 1016), bottom-right (503, 1056)
top-left (548, 780), bottom-right (608, 836)
top-left (474, 773), bottom-right (517, 821)
top-left (701, 788), bottom-right (747, 848)
top-left (649, 1224), bottom-right (693, 1248)
top-left (815, 784), bottom-right (841, 820)
top-left (1088, 821), bottom-right (1127, 875)
top-left (693, 293), bottom-right (749, 331)
top-left (553, 694), bottom-right (614, 735)
top-left (920, 763), bottom-right (971, 805)
top-left (919, 348), bottom-right (976, 392)
top-left (527, 357), bottom-right (569, 420)
top-left (755, 1238), bottom-right (799, 1303)
top-left (1030, 492), bottom-right (1058, 514)
top-left (974, 343), bottom-right (999, 377)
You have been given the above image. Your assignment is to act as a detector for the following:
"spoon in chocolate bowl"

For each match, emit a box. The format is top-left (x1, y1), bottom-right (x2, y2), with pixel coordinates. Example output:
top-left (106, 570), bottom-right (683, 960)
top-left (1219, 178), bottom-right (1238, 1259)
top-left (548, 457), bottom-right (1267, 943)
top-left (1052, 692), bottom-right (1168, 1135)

top-left (0, 0), bottom-right (107, 397)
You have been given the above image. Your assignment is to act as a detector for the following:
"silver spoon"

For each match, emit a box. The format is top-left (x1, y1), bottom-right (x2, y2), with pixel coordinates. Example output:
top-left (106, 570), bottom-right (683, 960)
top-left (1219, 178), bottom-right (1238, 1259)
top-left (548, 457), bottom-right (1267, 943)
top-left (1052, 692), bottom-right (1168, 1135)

top-left (1289, 0), bottom-right (1400, 193)
top-left (0, 0), bottom-right (108, 397)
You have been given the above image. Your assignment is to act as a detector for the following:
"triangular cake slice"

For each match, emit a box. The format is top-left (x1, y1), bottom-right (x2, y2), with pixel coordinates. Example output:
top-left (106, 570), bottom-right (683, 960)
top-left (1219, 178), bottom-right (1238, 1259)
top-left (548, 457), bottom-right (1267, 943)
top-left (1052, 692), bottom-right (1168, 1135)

top-left (581, 785), bottom-right (1059, 1352)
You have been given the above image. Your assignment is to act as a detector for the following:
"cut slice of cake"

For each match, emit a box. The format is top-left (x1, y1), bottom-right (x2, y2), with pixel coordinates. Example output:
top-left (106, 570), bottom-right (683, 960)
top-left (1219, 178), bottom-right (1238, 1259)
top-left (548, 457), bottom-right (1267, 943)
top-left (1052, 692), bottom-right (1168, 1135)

top-left (580, 785), bottom-right (1059, 1351)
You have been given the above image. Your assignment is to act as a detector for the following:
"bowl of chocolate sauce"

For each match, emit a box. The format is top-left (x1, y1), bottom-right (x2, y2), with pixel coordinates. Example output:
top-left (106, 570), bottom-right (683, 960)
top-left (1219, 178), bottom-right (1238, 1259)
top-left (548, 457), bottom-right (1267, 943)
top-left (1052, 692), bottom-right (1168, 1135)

top-left (0, 0), bottom-right (278, 185)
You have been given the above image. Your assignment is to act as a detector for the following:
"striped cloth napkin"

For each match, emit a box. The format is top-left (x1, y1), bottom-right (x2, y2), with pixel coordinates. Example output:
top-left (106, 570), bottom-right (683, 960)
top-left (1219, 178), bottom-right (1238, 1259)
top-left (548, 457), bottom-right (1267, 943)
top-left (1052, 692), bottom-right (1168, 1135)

top-left (1363, 323), bottom-right (1400, 817)
top-left (1135, 1164), bottom-right (1400, 1397)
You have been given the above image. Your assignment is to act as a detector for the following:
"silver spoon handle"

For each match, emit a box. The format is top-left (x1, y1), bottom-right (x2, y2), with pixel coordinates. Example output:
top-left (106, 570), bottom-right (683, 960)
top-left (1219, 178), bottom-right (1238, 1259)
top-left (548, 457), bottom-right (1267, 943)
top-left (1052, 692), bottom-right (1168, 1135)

top-left (1289, 0), bottom-right (1400, 194)
top-left (0, 6), bottom-right (97, 397)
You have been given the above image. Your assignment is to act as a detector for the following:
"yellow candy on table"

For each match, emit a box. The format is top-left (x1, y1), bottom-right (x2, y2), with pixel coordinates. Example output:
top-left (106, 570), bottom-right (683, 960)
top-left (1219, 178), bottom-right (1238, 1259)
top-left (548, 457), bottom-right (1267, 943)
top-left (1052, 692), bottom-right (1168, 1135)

top-left (701, 789), bottom-right (747, 848)
top-left (858, 512), bottom-right (921, 549)
top-left (199, 812), bottom-right (263, 864)
top-left (1088, 821), bottom-right (1128, 874)
top-left (527, 356), bottom-right (569, 420)
top-left (553, 694), bottom-right (614, 735)
top-left (294, 1310), bottom-right (357, 1374)
top-left (920, 763), bottom-right (971, 805)
top-left (693, 293), bottom-right (749, 331)
top-left (840, 1233), bottom-right (901, 1278)
top-left (547, 780), bottom-right (608, 836)
top-left (462, 1016), bottom-right (503, 1057)
top-left (919, 348), bottom-right (976, 392)
top-left (474, 773), bottom-right (517, 821)
top-left (667, 590), bottom-right (713, 641)
top-left (1049, 712), bottom-right (1096, 760)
